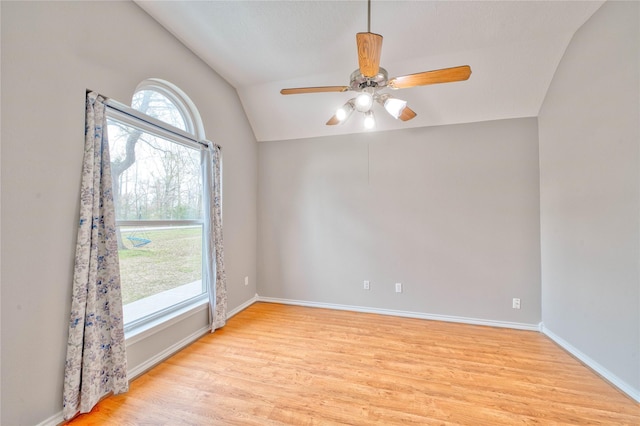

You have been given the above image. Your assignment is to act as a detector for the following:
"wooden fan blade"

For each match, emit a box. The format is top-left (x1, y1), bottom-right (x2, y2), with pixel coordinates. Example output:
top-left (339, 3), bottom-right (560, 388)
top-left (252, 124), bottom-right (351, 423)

top-left (398, 106), bottom-right (417, 121)
top-left (388, 65), bottom-right (471, 90)
top-left (326, 114), bottom-right (341, 126)
top-left (356, 32), bottom-right (383, 77)
top-left (280, 86), bottom-right (349, 95)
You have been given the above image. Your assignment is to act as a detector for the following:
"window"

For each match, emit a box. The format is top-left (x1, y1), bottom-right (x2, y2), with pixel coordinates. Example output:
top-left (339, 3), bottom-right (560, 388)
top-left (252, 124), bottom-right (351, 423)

top-left (106, 80), bottom-right (208, 332)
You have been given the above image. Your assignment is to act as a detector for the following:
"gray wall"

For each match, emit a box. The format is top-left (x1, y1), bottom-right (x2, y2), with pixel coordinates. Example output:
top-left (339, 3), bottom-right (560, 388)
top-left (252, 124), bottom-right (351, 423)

top-left (258, 118), bottom-right (541, 325)
top-left (0, 1), bottom-right (257, 425)
top-left (539, 0), bottom-right (639, 394)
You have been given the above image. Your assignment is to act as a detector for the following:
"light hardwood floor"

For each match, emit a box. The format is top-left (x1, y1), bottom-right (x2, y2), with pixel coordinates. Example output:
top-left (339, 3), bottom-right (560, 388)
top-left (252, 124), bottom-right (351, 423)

top-left (66, 302), bottom-right (640, 425)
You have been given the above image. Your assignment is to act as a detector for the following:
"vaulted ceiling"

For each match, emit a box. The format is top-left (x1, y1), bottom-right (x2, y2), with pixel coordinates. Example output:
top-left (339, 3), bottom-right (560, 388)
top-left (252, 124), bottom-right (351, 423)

top-left (135, 0), bottom-right (604, 142)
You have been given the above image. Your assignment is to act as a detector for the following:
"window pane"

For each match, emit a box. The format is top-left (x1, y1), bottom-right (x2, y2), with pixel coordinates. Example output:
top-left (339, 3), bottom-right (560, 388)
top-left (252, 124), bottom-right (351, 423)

top-left (132, 89), bottom-right (188, 131)
top-left (108, 120), bottom-right (203, 221)
top-left (107, 114), bottom-right (206, 329)
top-left (119, 225), bottom-right (204, 325)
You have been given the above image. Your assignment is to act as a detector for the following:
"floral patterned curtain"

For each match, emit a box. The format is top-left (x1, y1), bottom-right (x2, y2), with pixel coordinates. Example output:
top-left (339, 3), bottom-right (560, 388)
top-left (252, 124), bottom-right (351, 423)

top-left (206, 144), bottom-right (227, 330)
top-left (63, 92), bottom-right (128, 420)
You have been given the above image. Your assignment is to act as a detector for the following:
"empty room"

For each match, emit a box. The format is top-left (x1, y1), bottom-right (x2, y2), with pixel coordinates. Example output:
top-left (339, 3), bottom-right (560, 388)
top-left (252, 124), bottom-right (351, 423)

top-left (1, 0), bottom-right (639, 425)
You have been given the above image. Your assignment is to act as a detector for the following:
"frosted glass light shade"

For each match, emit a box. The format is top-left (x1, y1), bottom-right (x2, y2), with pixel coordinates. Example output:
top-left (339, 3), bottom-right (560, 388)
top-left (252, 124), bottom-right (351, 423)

top-left (383, 98), bottom-right (407, 119)
top-left (355, 92), bottom-right (374, 112)
top-left (363, 111), bottom-right (376, 129)
top-left (335, 100), bottom-right (355, 122)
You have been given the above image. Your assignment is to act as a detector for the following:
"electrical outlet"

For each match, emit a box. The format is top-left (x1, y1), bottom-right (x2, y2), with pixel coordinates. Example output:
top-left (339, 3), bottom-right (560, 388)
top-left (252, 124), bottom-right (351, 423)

top-left (363, 280), bottom-right (370, 290)
top-left (395, 283), bottom-right (402, 293)
top-left (512, 298), bottom-right (521, 309)
top-left (244, 276), bottom-right (249, 286)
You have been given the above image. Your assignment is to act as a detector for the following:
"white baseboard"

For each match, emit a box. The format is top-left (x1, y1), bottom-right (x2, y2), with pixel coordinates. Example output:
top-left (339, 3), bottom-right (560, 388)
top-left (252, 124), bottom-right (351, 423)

top-left (541, 324), bottom-right (640, 403)
top-left (35, 411), bottom-right (64, 426)
top-left (257, 296), bottom-right (541, 331)
top-left (227, 293), bottom-right (259, 319)
top-left (127, 325), bottom-right (210, 381)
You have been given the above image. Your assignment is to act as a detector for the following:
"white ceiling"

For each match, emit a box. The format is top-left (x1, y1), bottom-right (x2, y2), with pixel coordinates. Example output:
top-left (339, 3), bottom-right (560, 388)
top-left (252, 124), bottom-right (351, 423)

top-left (135, 0), bottom-right (604, 142)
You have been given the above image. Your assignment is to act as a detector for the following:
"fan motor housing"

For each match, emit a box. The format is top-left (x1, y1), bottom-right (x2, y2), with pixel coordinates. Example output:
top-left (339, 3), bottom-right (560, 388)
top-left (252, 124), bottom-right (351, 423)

top-left (350, 68), bottom-right (388, 91)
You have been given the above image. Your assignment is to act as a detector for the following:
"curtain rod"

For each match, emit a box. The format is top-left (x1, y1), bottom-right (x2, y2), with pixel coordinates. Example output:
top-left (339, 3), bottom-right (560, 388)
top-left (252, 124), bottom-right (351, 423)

top-left (90, 90), bottom-right (221, 150)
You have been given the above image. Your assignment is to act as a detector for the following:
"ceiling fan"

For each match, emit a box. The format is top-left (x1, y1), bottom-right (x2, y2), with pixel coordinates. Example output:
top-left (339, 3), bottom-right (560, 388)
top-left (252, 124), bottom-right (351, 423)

top-left (280, 0), bottom-right (472, 130)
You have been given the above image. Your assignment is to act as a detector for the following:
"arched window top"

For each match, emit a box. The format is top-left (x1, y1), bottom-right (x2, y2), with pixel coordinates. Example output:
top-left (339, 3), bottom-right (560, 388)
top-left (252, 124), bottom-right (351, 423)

top-left (131, 78), bottom-right (205, 140)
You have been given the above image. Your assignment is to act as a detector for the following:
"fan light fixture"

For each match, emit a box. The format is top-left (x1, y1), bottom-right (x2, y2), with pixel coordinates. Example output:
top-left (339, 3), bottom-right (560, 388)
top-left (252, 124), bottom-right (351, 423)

top-left (332, 92), bottom-right (408, 129)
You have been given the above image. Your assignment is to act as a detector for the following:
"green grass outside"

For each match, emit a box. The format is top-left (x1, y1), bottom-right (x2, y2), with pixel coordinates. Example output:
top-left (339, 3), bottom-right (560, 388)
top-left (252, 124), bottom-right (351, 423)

top-left (118, 227), bottom-right (202, 305)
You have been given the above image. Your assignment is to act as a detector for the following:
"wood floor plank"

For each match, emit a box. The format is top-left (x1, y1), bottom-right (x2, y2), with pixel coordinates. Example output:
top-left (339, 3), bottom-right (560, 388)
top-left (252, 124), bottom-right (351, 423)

top-left (66, 302), bottom-right (640, 425)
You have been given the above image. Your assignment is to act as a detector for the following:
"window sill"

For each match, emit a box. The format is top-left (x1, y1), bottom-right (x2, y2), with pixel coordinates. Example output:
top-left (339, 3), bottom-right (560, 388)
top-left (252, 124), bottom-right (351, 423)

top-left (123, 280), bottom-right (204, 325)
top-left (125, 296), bottom-right (209, 346)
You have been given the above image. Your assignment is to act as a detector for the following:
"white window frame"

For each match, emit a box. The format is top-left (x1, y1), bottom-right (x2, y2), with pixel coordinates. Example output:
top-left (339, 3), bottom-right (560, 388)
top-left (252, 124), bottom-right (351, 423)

top-left (105, 81), bottom-right (210, 337)
top-left (133, 78), bottom-right (206, 140)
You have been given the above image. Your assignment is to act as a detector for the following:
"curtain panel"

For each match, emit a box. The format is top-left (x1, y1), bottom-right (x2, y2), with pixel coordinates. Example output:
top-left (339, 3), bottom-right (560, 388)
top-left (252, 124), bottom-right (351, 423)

top-left (206, 144), bottom-right (227, 330)
top-left (63, 92), bottom-right (128, 420)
